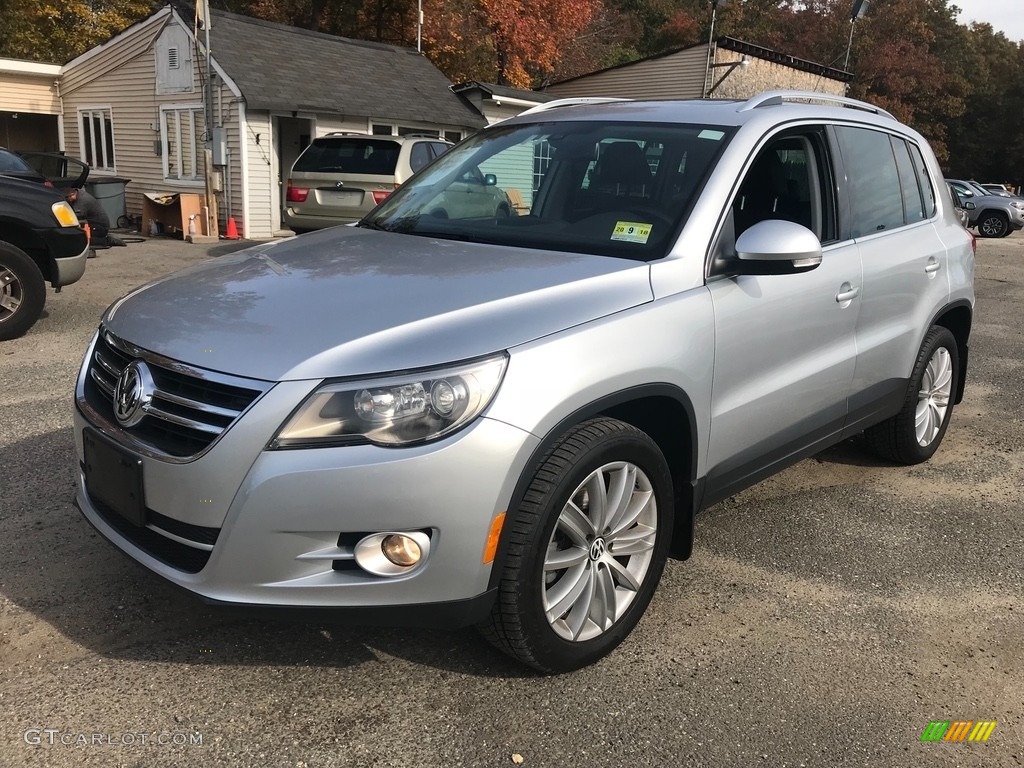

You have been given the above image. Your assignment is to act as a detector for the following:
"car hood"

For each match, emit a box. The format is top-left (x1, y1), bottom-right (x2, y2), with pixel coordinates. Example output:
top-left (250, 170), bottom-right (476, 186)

top-left (103, 228), bottom-right (653, 381)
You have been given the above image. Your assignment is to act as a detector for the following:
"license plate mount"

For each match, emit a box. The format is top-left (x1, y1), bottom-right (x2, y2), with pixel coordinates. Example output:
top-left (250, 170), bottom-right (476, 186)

top-left (83, 428), bottom-right (146, 527)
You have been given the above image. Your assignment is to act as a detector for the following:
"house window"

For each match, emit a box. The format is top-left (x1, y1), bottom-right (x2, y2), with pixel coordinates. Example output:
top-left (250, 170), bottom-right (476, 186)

top-left (161, 106), bottom-right (205, 182)
top-left (371, 123), bottom-right (393, 135)
top-left (80, 108), bottom-right (116, 172)
top-left (444, 130), bottom-right (462, 144)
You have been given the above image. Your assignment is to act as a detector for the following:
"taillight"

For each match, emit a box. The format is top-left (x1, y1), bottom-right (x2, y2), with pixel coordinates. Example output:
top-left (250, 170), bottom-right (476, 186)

top-left (371, 190), bottom-right (391, 205)
top-left (286, 180), bottom-right (309, 203)
top-left (43, 180), bottom-right (55, 188)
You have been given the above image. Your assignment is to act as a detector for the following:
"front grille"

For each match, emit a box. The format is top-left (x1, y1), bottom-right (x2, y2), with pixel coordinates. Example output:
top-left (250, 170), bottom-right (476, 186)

top-left (84, 331), bottom-right (269, 459)
top-left (89, 493), bottom-right (217, 574)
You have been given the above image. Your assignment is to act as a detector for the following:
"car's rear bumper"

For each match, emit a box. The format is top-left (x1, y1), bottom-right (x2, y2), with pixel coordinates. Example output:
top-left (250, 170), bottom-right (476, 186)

top-left (283, 209), bottom-right (362, 231)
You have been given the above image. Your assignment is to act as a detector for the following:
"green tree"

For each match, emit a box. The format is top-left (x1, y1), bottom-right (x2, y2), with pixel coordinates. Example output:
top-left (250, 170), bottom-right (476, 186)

top-left (0, 0), bottom-right (157, 63)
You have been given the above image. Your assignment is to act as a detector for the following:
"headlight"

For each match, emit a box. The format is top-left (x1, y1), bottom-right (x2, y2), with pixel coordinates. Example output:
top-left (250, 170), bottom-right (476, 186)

top-left (1011, 201), bottom-right (1024, 211)
top-left (51, 201), bottom-right (80, 227)
top-left (272, 353), bottom-right (508, 448)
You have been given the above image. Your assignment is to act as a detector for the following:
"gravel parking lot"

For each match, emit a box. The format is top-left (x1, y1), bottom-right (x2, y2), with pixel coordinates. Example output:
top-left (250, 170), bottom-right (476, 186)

top-left (1, 234), bottom-right (1021, 768)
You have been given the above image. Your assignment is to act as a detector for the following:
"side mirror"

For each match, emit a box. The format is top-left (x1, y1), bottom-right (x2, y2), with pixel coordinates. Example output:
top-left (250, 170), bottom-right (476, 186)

top-left (963, 201), bottom-right (976, 210)
top-left (483, 173), bottom-right (497, 186)
top-left (734, 219), bottom-right (822, 270)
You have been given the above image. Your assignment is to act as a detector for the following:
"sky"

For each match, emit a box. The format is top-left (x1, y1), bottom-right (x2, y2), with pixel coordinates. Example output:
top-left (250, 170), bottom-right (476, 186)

top-left (955, 0), bottom-right (1024, 42)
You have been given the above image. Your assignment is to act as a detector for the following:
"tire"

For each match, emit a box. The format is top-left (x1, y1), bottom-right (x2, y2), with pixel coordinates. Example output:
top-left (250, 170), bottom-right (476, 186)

top-left (977, 211), bottom-right (1009, 238)
top-left (479, 417), bottom-right (674, 673)
top-left (0, 240), bottom-right (46, 341)
top-left (865, 326), bottom-right (959, 465)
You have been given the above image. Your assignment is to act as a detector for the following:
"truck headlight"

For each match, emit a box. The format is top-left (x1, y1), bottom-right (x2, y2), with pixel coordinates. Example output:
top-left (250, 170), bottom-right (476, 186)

top-left (272, 353), bottom-right (508, 448)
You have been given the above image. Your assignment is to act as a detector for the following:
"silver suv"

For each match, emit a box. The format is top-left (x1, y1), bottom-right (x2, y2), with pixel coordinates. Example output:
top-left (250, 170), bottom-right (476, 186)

top-left (284, 133), bottom-right (454, 232)
top-left (74, 91), bottom-right (975, 673)
top-left (946, 178), bottom-right (1024, 238)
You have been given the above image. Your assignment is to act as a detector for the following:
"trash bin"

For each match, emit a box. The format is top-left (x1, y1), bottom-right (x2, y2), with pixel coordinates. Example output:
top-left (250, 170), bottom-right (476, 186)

top-left (85, 177), bottom-right (131, 228)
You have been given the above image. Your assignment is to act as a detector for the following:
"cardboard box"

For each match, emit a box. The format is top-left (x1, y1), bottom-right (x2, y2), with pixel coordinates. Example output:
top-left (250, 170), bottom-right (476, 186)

top-left (142, 193), bottom-right (216, 239)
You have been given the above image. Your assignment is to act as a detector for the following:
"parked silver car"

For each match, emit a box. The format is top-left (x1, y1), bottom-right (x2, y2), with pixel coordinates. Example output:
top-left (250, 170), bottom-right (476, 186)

top-left (946, 178), bottom-right (1024, 237)
top-left (75, 92), bottom-right (974, 673)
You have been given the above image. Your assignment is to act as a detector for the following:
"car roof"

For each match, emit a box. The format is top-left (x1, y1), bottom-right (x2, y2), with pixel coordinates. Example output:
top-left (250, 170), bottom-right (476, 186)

top-left (501, 90), bottom-right (906, 134)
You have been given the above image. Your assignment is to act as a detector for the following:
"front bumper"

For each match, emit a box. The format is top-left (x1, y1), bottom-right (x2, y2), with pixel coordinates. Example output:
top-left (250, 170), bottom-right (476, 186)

top-left (73, 392), bottom-right (538, 622)
top-left (37, 226), bottom-right (89, 287)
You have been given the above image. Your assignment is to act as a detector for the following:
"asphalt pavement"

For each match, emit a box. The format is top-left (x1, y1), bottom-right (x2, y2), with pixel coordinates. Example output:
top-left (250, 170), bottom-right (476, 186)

top-left (0, 233), bottom-right (1021, 767)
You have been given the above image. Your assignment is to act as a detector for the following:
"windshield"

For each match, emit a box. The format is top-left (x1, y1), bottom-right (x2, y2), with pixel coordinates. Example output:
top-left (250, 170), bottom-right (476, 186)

top-left (360, 120), bottom-right (734, 260)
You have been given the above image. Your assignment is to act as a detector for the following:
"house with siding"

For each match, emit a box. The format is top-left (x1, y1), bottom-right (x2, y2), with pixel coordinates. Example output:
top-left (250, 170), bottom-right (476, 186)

top-left (0, 58), bottom-right (63, 152)
top-left (543, 37), bottom-right (851, 101)
top-left (59, 6), bottom-right (486, 239)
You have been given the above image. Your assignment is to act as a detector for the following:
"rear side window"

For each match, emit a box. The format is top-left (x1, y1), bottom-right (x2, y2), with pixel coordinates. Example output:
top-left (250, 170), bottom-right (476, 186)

top-left (293, 138), bottom-right (400, 174)
top-left (835, 126), bottom-right (904, 237)
top-left (907, 143), bottom-right (936, 217)
top-left (0, 150), bottom-right (33, 172)
top-left (410, 142), bottom-right (432, 173)
top-left (891, 138), bottom-right (926, 223)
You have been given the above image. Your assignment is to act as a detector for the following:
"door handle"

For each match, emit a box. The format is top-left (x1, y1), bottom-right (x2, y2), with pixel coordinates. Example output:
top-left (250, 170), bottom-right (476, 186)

top-left (836, 283), bottom-right (859, 303)
top-left (925, 258), bottom-right (941, 274)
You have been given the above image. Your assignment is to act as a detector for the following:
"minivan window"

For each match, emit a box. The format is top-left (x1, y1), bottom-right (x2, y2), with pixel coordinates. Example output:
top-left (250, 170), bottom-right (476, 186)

top-left (293, 138), bottom-right (400, 175)
top-left (410, 142), bottom-right (432, 173)
top-left (836, 126), bottom-right (905, 237)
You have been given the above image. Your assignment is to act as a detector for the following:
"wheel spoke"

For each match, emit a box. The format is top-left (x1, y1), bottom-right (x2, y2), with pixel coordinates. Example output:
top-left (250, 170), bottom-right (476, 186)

top-left (601, 464), bottom-right (634, 534)
top-left (545, 562), bottom-right (591, 621)
top-left (584, 471), bottom-right (608, 532)
top-left (543, 545), bottom-right (589, 571)
top-left (0, 292), bottom-right (19, 313)
top-left (564, 566), bottom-right (597, 638)
top-left (606, 488), bottom-right (652, 541)
top-left (608, 524), bottom-right (657, 556)
top-left (604, 555), bottom-right (642, 592)
top-left (589, 564), bottom-right (618, 631)
top-left (558, 500), bottom-right (596, 545)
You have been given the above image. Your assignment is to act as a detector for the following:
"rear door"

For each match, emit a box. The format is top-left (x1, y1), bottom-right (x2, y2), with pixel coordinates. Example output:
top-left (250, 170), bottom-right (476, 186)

top-left (832, 126), bottom-right (952, 432)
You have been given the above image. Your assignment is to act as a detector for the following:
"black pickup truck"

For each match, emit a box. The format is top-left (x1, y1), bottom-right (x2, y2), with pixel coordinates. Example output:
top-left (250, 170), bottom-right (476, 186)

top-left (0, 176), bottom-right (89, 340)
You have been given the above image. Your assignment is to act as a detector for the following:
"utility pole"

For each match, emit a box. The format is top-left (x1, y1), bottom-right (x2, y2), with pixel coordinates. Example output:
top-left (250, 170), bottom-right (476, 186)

top-left (703, 0), bottom-right (727, 99)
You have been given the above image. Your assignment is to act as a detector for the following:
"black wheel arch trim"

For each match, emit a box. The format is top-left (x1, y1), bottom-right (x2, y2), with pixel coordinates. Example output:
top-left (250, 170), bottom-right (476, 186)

top-left (930, 299), bottom-right (972, 406)
top-left (488, 383), bottom-right (701, 593)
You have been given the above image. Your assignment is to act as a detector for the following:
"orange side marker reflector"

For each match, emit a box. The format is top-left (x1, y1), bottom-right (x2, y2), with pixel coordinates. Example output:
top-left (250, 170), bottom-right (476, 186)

top-left (483, 512), bottom-right (506, 564)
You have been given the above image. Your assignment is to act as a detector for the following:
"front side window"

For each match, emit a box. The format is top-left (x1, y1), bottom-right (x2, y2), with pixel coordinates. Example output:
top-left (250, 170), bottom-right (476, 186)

top-left (362, 121), bottom-right (734, 261)
top-left (79, 108), bottom-right (116, 172)
top-left (161, 106), bottom-right (204, 181)
top-left (732, 133), bottom-right (831, 241)
top-left (836, 126), bottom-right (906, 237)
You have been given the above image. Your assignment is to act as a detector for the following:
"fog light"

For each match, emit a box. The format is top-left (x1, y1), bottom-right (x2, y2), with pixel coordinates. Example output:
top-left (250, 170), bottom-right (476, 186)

top-left (353, 531), bottom-right (431, 577)
top-left (381, 534), bottom-right (421, 566)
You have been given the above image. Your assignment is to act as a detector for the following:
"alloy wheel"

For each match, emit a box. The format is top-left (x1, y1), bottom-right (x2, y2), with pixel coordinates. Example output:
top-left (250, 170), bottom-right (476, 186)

top-left (0, 265), bottom-right (23, 321)
top-left (543, 461), bottom-right (658, 642)
top-left (915, 347), bottom-right (953, 446)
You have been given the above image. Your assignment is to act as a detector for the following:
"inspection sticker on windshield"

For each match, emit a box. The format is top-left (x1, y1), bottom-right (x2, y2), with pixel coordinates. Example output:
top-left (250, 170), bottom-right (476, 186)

top-left (611, 221), bottom-right (652, 244)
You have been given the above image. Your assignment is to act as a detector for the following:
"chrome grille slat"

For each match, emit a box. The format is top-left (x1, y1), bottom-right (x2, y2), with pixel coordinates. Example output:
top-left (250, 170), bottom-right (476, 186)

top-left (84, 330), bottom-right (270, 459)
top-left (151, 390), bottom-right (242, 420)
top-left (93, 348), bottom-right (124, 378)
top-left (89, 367), bottom-right (116, 396)
top-left (144, 403), bottom-right (224, 435)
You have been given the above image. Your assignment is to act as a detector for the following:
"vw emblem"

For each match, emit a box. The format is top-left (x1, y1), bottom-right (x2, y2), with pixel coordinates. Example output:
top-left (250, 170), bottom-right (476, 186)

top-left (113, 360), bottom-right (154, 427)
top-left (589, 538), bottom-right (607, 562)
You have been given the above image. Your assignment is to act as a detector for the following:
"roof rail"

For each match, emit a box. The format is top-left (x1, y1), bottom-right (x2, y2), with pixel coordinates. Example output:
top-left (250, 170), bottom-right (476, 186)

top-left (738, 90), bottom-right (896, 120)
top-left (515, 97), bottom-right (630, 118)
top-left (324, 131), bottom-right (370, 136)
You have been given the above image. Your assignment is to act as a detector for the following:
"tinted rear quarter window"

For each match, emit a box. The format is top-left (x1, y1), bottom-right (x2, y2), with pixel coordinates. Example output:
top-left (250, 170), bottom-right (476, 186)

top-left (836, 126), bottom-right (906, 237)
top-left (293, 138), bottom-right (400, 174)
top-left (908, 143), bottom-right (936, 217)
top-left (891, 138), bottom-right (926, 223)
